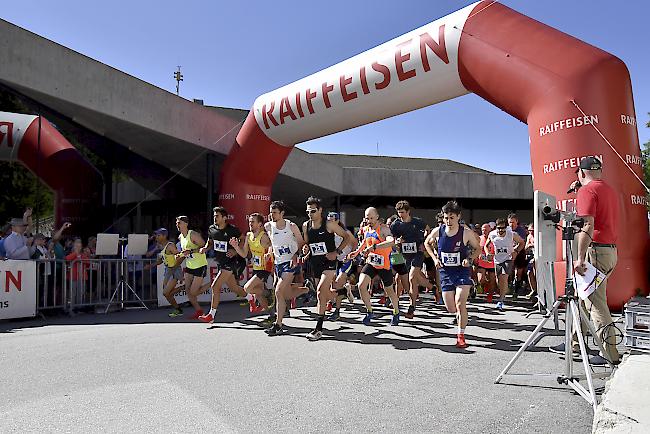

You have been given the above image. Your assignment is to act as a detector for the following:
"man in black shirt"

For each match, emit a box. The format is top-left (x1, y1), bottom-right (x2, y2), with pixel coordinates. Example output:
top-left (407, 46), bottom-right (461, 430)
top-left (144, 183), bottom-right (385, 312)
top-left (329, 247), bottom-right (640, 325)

top-left (198, 206), bottom-right (248, 324)
top-left (390, 200), bottom-right (434, 319)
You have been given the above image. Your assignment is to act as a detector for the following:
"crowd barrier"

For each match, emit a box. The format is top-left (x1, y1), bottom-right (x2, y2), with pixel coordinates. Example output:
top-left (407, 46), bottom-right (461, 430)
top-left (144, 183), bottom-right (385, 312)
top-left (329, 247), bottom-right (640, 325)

top-left (1, 257), bottom-right (251, 320)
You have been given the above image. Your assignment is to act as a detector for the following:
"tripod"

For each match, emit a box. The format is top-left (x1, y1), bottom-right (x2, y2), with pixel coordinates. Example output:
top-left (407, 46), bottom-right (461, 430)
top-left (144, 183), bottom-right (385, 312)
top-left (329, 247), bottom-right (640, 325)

top-left (495, 222), bottom-right (615, 412)
top-left (104, 238), bottom-right (149, 313)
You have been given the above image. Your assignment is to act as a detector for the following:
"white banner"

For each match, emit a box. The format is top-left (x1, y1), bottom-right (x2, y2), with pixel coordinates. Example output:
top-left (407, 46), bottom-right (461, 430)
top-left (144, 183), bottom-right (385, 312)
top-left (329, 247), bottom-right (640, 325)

top-left (0, 260), bottom-right (37, 320)
top-left (156, 258), bottom-right (252, 307)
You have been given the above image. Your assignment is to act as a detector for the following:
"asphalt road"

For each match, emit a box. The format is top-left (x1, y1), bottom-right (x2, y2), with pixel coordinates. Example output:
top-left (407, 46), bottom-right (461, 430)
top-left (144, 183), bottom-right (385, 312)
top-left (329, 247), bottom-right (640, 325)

top-left (0, 296), bottom-right (602, 433)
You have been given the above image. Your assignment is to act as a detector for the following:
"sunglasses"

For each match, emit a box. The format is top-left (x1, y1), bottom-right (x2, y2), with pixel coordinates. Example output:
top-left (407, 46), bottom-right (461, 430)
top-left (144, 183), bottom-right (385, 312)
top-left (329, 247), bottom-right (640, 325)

top-left (306, 209), bottom-right (318, 214)
top-left (497, 227), bottom-right (507, 231)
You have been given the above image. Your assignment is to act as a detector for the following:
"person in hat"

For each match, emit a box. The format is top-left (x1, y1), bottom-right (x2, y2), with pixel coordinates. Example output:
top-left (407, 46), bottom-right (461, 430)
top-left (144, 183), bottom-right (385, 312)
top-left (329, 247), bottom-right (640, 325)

top-left (550, 156), bottom-right (620, 366)
top-left (4, 208), bottom-right (33, 260)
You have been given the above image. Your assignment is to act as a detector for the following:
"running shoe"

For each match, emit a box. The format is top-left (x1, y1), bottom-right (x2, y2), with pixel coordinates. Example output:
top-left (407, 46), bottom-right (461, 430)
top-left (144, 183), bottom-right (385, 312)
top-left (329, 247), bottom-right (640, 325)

top-left (390, 312), bottom-right (400, 326)
top-left (250, 304), bottom-right (266, 314)
top-left (306, 329), bottom-right (322, 341)
top-left (452, 316), bottom-right (458, 325)
top-left (198, 313), bottom-right (214, 323)
top-left (496, 301), bottom-right (504, 311)
top-left (378, 296), bottom-right (386, 306)
top-left (437, 296), bottom-right (444, 305)
top-left (187, 309), bottom-right (204, 320)
top-left (456, 333), bottom-right (467, 349)
top-left (261, 314), bottom-right (276, 327)
top-left (248, 298), bottom-right (257, 312)
top-left (328, 310), bottom-right (341, 321)
top-left (362, 312), bottom-right (374, 326)
top-left (326, 301), bottom-right (333, 312)
top-left (265, 323), bottom-right (285, 336)
top-left (405, 305), bottom-right (415, 319)
top-left (290, 297), bottom-right (297, 309)
top-left (168, 309), bottom-right (183, 318)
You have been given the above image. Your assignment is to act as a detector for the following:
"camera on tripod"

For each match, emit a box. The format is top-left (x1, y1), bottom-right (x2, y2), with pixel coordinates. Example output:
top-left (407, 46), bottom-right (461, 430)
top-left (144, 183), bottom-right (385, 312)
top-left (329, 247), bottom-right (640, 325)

top-left (541, 205), bottom-right (584, 228)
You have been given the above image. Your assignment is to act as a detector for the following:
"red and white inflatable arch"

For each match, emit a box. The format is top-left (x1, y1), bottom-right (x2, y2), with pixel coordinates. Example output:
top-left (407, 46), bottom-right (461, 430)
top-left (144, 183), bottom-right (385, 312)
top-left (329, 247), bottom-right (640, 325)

top-left (0, 111), bottom-right (102, 235)
top-left (219, 0), bottom-right (647, 308)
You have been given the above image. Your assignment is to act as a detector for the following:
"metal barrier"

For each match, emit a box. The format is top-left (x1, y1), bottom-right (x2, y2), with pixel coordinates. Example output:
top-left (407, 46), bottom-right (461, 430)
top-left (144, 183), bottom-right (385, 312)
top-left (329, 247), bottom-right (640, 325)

top-left (35, 259), bottom-right (68, 311)
top-left (35, 258), bottom-right (158, 313)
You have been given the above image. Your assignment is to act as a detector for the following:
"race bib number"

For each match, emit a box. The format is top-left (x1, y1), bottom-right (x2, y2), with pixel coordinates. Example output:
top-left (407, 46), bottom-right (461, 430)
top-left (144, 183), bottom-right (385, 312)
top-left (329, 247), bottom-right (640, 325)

top-left (276, 245), bottom-right (291, 256)
top-left (252, 256), bottom-right (262, 267)
top-left (402, 242), bottom-right (417, 254)
top-left (214, 240), bottom-right (228, 253)
top-left (441, 252), bottom-right (461, 266)
top-left (368, 253), bottom-right (385, 267)
top-left (496, 247), bottom-right (508, 255)
top-left (309, 242), bottom-right (328, 256)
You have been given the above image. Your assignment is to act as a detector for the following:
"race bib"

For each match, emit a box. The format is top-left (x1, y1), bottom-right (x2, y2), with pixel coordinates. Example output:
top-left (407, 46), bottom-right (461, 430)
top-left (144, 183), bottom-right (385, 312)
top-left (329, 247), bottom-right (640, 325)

top-left (309, 242), bottom-right (328, 256)
top-left (276, 245), bottom-right (291, 256)
top-left (402, 242), bottom-right (417, 254)
top-left (252, 256), bottom-right (262, 267)
top-left (441, 252), bottom-right (461, 266)
top-left (479, 254), bottom-right (492, 262)
top-left (368, 253), bottom-right (385, 267)
top-left (214, 240), bottom-right (228, 253)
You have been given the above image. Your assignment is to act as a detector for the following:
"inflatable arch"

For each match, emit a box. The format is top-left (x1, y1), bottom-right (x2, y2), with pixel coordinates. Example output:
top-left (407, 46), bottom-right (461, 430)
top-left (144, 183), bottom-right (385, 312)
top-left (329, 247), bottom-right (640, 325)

top-left (0, 111), bottom-right (102, 235)
top-left (220, 1), bottom-right (646, 309)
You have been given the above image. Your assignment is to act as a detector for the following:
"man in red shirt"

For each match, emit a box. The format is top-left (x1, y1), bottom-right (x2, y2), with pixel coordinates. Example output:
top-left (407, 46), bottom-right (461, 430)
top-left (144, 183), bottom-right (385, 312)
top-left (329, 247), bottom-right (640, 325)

top-left (568, 156), bottom-right (619, 365)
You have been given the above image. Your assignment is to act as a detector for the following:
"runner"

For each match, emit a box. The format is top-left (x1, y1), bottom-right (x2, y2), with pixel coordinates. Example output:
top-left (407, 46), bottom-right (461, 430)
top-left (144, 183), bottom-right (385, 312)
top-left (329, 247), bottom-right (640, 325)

top-left (347, 207), bottom-right (400, 326)
top-left (264, 200), bottom-right (308, 336)
top-left (385, 215), bottom-right (409, 302)
top-left (389, 200), bottom-right (434, 319)
top-left (476, 223), bottom-right (497, 303)
top-left (148, 228), bottom-right (184, 317)
top-left (524, 223), bottom-right (537, 299)
top-left (484, 217), bottom-right (525, 311)
top-left (176, 215), bottom-right (208, 319)
top-left (328, 212), bottom-right (357, 321)
top-left (424, 201), bottom-right (480, 348)
top-left (508, 213), bottom-right (529, 297)
top-left (301, 198), bottom-right (355, 341)
top-left (229, 212), bottom-right (275, 313)
top-left (198, 207), bottom-right (248, 324)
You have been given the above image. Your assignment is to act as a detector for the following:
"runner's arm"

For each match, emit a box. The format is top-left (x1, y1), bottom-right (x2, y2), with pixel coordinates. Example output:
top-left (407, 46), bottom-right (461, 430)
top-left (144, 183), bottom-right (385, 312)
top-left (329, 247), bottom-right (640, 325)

top-left (291, 222), bottom-right (306, 250)
top-left (374, 225), bottom-right (394, 250)
top-left (230, 233), bottom-right (249, 258)
top-left (464, 227), bottom-right (481, 262)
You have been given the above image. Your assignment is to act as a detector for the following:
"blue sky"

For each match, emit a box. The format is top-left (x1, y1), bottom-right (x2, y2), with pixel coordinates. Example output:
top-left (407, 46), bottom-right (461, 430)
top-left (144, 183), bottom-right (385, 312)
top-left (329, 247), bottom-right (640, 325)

top-left (3, 1), bottom-right (648, 174)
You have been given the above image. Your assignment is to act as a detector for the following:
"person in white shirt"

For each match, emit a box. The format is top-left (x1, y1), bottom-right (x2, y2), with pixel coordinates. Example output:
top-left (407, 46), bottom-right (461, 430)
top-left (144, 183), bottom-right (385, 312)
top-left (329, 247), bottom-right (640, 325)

top-left (4, 216), bottom-right (33, 260)
top-left (484, 217), bottom-right (524, 311)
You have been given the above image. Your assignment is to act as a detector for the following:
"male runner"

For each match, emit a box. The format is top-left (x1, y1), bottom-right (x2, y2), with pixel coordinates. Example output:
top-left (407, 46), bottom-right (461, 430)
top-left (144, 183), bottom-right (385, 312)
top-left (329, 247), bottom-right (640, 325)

top-left (147, 228), bottom-right (184, 317)
top-left (198, 207), bottom-right (248, 323)
top-left (484, 217), bottom-right (525, 311)
top-left (328, 212), bottom-right (357, 321)
top-left (508, 213), bottom-right (529, 297)
top-left (347, 207), bottom-right (400, 326)
top-left (264, 201), bottom-right (308, 336)
top-left (390, 200), bottom-right (434, 319)
top-left (476, 223), bottom-right (497, 303)
top-left (424, 201), bottom-right (480, 348)
top-left (301, 197), bottom-right (355, 341)
top-left (229, 212), bottom-right (275, 313)
top-left (177, 216), bottom-right (208, 319)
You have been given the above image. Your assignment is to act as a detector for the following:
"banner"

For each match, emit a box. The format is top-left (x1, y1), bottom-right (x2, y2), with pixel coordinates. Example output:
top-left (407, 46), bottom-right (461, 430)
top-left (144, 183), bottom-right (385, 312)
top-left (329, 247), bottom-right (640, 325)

top-left (156, 258), bottom-right (251, 307)
top-left (0, 260), bottom-right (37, 320)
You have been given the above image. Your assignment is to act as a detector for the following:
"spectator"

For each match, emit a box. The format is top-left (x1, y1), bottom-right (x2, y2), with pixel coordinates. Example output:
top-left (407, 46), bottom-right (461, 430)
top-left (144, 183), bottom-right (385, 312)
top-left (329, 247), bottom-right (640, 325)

top-left (66, 238), bottom-right (90, 304)
top-left (4, 210), bottom-right (33, 260)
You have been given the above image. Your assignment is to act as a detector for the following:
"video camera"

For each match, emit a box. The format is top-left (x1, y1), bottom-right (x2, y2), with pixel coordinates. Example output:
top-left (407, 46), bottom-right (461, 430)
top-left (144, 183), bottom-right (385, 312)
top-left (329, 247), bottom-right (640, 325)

top-left (541, 205), bottom-right (584, 228)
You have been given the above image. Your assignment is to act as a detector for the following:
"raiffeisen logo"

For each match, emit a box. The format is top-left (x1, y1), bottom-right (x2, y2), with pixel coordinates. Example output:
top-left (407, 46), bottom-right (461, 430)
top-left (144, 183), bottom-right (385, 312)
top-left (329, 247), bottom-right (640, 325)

top-left (252, 3), bottom-right (477, 146)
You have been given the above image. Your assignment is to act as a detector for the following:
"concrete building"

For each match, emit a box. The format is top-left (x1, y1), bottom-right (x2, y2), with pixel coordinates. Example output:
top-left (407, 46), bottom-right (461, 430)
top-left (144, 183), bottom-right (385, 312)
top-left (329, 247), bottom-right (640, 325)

top-left (0, 18), bottom-right (533, 233)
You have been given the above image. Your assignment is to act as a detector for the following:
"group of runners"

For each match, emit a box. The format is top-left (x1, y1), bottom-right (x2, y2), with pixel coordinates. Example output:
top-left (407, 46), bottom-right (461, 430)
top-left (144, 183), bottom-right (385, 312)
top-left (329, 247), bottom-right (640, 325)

top-left (150, 198), bottom-right (535, 349)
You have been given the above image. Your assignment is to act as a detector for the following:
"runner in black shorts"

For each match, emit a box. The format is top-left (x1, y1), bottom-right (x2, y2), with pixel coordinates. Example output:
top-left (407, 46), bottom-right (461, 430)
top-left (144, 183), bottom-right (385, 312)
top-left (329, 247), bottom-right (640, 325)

top-left (303, 197), bottom-right (354, 341)
top-left (390, 200), bottom-right (434, 319)
top-left (198, 206), bottom-right (248, 324)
